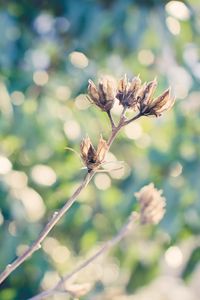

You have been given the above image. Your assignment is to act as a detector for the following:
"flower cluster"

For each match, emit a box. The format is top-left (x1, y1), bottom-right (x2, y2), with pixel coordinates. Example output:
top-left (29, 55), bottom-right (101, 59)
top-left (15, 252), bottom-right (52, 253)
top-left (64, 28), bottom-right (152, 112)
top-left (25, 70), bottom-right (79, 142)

top-left (135, 183), bottom-right (166, 224)
top-left (80, 136), bottom-right (108, 171)
top-left (87, 75), bottom-right (175, 117)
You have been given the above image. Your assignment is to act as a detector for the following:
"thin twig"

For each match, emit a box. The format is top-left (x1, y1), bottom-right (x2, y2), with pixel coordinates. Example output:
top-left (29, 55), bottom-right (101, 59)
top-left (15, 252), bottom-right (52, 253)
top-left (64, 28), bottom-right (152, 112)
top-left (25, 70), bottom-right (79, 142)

top-left (28, 213), bottom-right (139, 300)
top-left (107, 110), bottom-right (116, 129)
top-left (0, 171), bottom-right (94, 285)
top-left (0, 108), bottom-right (142, 285)
top-left (123, 112), bottom-right (142, 126)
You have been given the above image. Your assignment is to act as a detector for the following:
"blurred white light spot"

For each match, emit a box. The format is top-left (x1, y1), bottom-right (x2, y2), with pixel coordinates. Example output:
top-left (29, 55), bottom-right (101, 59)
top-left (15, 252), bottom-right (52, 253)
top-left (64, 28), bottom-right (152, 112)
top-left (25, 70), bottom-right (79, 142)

top-left (75, 94), bottom-right (90, 110)
top-left (180, 142), bottom-right (196, 161)
top-left (20, 188), bottom-right (46, 222)
top-left (170, 162), bottom-right (183, 177)
top-left (193, 63), bottom-right (200, 80)
top-left (94, 174), bottom-right (111, 190)
top-left (43, 237), bottom-right (59, 255)
top-left (103, 152), bottom-right (125, 179)
top-left (11, 91), bottom-right (25, 106)
top-left (104, 152), bottom-right (117, 164)
top-left (102, 263), bottom-right (119, 284)
top-left (31, 50), bottom-right (50, 70)
top-left (136, 134), bottom-right (151, 149)
top-left (165, 246), bottom-right (183, 268)
top-left (69, 51), bottom-right (89, 69)
top-left (0, 82), bottom-right (13, 118)
top-left (110, 165), bottom-right (125, 179)
top-left (5, 171), bottom-right (28, 189)
top-left (8, 221), bottom-right (17, 236)
top-left (52, 245), bottom-right (70, 264)
top-left (166, 17), bottom-right (181, 35)
top-left (33, 70), bottom-right (49, 86)
top-left (16, 244), bottom-right (29, 257)
top-left (111, 101), bottom-right (123, 116)
top-left (55, 85), bottom-right (71, 101)
top-left (41, 271), bottom-right (60, 290)
top-left (165, 1), bottom-right (190, 21)
top-left (125, 123), bottom-right (143, 140)
top-left (168, 66), bottom-right (192, 99)
top-left (31, 165), bottom-right (57, 186)
top-left (34, 13), bottom-right (54, 35)
top-left (138, 49), bottom-right (155, 66)
top-left (0, 211), bottom-right (4, 226)
top-left (0, 156), bottom-right (12, 174)
top-left (55, 17), bottom-right (70, 33)
top-left (183, 45), bottom-right (198, 67)
top-left (64, 120), bottom-right (81, 140)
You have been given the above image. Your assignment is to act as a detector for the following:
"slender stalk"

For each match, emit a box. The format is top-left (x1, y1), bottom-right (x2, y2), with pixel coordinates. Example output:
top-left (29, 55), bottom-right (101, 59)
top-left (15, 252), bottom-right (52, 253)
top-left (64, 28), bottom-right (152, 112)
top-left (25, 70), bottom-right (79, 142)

top-left (0, 108), bottom-right (142, 285)
top-left (0, 171), bottom-right (93, 285)
top-left (107, 110), bottom-right (116, 129)
top-left (28, 213), bottom-right (139, 300)
top-left (123, 112), bottom-right (142, 126)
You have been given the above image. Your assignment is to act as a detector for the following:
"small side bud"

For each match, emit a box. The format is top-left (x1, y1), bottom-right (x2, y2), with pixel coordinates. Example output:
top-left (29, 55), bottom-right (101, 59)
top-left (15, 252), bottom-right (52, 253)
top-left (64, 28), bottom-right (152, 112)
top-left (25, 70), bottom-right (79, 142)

top-left (80, 136), bottom-right (108, 171)
top-left (135, 183), bottom-right (166, 225)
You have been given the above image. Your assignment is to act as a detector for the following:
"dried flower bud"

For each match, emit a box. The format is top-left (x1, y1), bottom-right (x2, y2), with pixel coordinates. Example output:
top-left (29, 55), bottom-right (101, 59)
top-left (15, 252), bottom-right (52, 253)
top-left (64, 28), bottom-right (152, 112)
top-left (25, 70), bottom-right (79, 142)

top-left (116, 75), bottom-right (141, 109)
top-left (80, 136), bottom-right (108, 171)
top-left (135, 183), bottom-right (166, 225)
top-left (137, 78), bottom-right (175, 117)
top-left (147, 88), bottom-right (175, 117)
top-left (88, 78), bottom-right (116, 112)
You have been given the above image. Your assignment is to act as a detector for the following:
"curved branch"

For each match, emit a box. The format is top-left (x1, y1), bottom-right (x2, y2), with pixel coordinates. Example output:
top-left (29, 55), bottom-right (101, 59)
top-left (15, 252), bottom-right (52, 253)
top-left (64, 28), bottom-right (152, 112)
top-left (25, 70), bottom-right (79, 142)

top-left (0, 171), bottom-right (94, 285)
top-left (28, 212), bottom-right (139, 300)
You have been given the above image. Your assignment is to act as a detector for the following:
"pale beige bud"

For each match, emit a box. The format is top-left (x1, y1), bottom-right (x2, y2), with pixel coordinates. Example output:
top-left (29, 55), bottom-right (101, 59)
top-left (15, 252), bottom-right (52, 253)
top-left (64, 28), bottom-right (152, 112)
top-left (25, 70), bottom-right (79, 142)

top-left (150, 88), bottom-right (175, 116)
top-left (88, 80), bottom-right (99, 102)
top-left (96, 135), bottom-right (108, 162)
top-left (87, 77), bottom-right (116, 111)
top-left (135, 183), bottom-right (166, 225)
top-left (116, 74), bottom-right (141, 109)
top-left (80, 136), bottom-right (107, 171)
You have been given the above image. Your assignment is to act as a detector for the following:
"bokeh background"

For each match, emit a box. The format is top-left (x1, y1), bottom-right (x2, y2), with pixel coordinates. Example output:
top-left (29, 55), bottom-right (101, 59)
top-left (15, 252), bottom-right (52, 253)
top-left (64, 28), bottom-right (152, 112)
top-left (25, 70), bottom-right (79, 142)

top-left (0, 0), bottom-right (200, 299)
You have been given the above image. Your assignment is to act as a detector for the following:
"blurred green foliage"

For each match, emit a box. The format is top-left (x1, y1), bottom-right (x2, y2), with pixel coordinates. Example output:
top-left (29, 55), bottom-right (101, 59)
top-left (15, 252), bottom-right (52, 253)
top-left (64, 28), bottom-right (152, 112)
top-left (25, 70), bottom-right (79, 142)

top-left (0, 0), bottom-right (200, 299)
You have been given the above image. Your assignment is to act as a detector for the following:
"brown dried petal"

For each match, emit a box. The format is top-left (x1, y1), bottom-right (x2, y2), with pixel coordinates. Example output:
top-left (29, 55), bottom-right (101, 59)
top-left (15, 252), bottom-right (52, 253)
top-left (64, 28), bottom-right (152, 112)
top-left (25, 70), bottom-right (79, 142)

top-left (88, 80), bottom-right (99, 103)
top-left (96, 136), bottom-right (108, 162)
top-left (105, 79), bottom-right (116, 100)
top-left (140, 79), bottom-right (157, 106)
top-left (129, 76), bottom-right (142, 94)
top-left (118, 75), bottom-right (128, 93)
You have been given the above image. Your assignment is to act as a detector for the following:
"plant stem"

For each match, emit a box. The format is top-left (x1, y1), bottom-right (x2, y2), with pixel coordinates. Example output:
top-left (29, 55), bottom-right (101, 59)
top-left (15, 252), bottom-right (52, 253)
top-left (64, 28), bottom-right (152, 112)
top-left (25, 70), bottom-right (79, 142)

top-left (123, 112), bottom-right (142, 126)
top-left (107, 110), bottom-right (116, 129)
top-left (28, 213), bottom-right (139, 300)
top-left (0, 171), bottom-right (94, 285)
top-left (0, 109), bottom-right (142, 285)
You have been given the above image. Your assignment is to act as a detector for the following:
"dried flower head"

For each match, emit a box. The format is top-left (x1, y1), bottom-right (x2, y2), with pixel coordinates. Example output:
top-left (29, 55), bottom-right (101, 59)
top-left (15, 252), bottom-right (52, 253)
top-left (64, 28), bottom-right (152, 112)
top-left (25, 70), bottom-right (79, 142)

top-left (137, 78), bottom-right (175, 117)
top-left (88, 77), bottom-right (116, 112)
top-left (135, 183), bottom-right (166, 224)
top-left (80, 136), bottom-right (108, 171)
top-left (116, 74), bottom-right (141, 109)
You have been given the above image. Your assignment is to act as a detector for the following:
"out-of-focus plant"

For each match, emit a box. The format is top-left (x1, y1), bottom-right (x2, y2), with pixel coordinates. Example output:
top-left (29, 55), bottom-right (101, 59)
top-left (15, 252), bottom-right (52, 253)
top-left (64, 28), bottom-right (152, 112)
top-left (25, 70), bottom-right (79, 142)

top-left (0, 73), bottom-right (174, 298)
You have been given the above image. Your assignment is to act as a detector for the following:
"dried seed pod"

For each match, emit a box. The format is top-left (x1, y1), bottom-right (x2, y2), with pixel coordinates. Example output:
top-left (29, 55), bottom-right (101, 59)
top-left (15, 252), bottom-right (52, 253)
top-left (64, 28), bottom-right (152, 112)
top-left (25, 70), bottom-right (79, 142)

top-left (135, 183), bottom-right (166, 224)
top-left (137, 78), bottom-right (175, 117)
top-left (87, 77), bottom-right (116, 112)
top-left (116, 75), bottom-right (141, 109)
top-left (147, 88), bottom-right (175, 117)
top-left (80, 136), bottom-right (108, 171)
